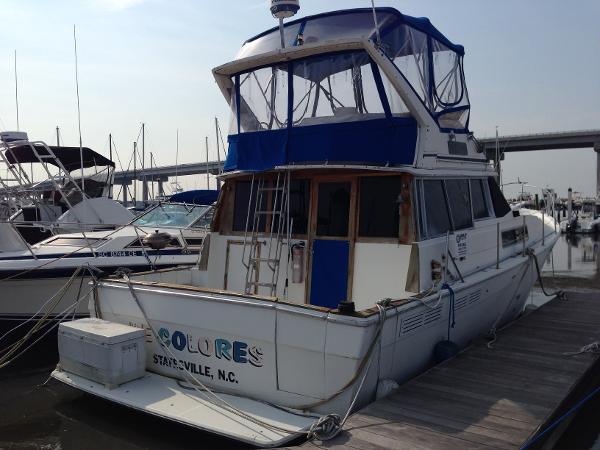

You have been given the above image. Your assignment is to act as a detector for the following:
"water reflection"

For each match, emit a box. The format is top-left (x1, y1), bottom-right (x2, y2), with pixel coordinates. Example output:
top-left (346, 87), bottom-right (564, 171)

top-left (542, 234), bottom-right (600, 280)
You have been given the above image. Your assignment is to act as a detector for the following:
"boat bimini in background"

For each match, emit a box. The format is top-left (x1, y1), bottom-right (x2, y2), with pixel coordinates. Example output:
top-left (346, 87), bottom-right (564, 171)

top-left (0, 201), bottom-right (213, 365)
top-left (0, 132), bottom-right (133, 245)
top-left (52, 7), bottom-right (559, 447)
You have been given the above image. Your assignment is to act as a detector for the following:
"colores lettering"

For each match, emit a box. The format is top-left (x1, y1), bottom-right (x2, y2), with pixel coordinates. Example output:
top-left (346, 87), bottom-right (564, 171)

top-left (157, 327), bottom-right (263, 367)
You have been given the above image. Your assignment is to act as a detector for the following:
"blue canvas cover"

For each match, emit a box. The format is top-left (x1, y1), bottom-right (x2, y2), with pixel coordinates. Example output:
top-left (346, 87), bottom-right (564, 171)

top-left (169, 190), bottom-right (219, 205)
top-left (309, 239), bottom-right (350, 308)
top-left (225, 117), bottom-right (417, 172)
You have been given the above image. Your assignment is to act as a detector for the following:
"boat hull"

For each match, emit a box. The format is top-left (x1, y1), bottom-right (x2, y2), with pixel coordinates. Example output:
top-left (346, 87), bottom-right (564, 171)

top-left (0, 261), bottom-right (196, 365)
top-left (91, 236), bottom-right (557, 417)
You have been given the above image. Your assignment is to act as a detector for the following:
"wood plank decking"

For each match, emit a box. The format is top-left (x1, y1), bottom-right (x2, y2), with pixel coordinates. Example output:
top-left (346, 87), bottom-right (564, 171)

top-left (285, 290), bottom-right (600, 450)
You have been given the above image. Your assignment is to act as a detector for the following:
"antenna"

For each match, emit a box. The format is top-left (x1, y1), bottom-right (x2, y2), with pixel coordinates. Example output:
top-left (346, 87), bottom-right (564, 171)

top-left (13, 50), bottom-right (19, 130)
top-left (370, 0), bottom-right (381, 46)
top-left (270, 0), bottom-right (300, 49)
top-left (73, 25), bottom-right (85, 191)
top-left (175, 129), bottom-right (179, 189)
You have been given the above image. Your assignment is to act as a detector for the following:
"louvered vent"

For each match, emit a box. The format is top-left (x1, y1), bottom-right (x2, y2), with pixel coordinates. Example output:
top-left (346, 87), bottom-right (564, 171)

top-left (454, 296), bottom-right (469, 311)
top-left (469, 290), bottom-right (482, 305)
top-left (423, 305), bottom-right (443, 325)
top-left (400, 312), bottom-right (424, 334)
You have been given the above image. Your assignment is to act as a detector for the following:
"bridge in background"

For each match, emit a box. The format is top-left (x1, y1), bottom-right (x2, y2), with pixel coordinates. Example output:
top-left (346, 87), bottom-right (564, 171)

top-left (113, 129), bottom-right (600, 204)
top-left (479, 129), bottom-right (600, 196)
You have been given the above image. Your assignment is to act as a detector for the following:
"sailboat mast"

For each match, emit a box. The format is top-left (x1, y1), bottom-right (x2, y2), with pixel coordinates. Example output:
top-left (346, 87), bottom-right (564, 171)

top-left (214, 117), bottom-right (222, 189)
top-left (205, 136), bottom-right (210, 189)
top-left (133, 141), bottom-right (137, 204)
top-left (142, 122), bottom-right (146, 192)
top-left (14, 50), bottom-right (19, 131)
top-left (175, 130), bottom-right (179, 190)
top-left (73, 25), bottom-right (85, 191)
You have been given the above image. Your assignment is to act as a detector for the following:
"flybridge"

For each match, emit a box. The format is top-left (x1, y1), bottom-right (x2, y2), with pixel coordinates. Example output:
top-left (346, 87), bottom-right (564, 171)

top-left (214, 8), bottom-right (472, 173)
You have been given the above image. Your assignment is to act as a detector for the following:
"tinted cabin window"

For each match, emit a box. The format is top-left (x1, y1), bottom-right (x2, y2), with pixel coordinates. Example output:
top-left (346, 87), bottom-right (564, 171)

top-left (316, 182), bottom-right (350, 237)
top-left (445, 179), bottom-right (473, 230)
top-left (488, 177), bottom-right (511, 218)
top-left (233, 181), bottom-right (267, 232)
top-left (423, 180), bottom-right (451, 237)
top-left (470, 179), bottom-right (489, 219)
top-left (272, 179), bottom-right (310, 235)
top-left (289, 180), bottom-right (310, 235)
top-left (359, 176), bottom-right (401, 238)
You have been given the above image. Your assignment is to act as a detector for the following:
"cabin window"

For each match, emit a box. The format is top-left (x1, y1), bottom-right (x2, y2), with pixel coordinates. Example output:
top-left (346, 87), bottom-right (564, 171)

top-left (232, 180), bottom-right (267, 232)
top-left (288, 179), bottom-right (310, 235)
top-left (359, 176), bottom-right (402, 238)
top-left (470, 179), bottom-right (489, 220)
top-left (423, 180), bottom-right (451, 237)
top-left (126, 237), bottom-right (181, 248)
top-left (42, 237), bottom-right (105, 248)
top-left (316, 182), bottom-right (350, 237)
top-left (291, 51), bottom-right (385, 127)
top-left (270, 179), bottom-right (311, 235)
top-left (238, 64), bottom-right (289, 133)
top-left (488, 177), bottom-right (511, 218)
top-left (445, 179), bottom-right (473, 230)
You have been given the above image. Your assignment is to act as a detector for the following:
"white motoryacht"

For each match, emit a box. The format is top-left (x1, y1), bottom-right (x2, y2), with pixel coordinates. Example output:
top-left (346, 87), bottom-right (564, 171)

top-left (53, 7), bottom-right (559, 447)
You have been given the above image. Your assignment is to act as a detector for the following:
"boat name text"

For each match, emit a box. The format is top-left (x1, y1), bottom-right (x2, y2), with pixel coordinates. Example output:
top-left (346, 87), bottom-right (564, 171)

top-left (157, 327), bottom-right (263, 367)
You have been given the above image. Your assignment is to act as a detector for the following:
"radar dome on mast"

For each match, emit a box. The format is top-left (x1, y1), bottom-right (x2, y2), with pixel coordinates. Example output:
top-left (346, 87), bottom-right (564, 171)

top-left (270, 0), bottom-right (300, 19)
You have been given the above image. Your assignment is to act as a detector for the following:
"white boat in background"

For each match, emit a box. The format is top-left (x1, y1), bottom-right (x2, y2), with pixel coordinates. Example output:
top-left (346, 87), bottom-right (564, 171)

top-left (0, 201), bottom-right (214, 364)
top-left (560, 197), bottom-right (600, 234)
top-left (53, 6), bottom-right (559, 447)
top-left (0, 132), bottom-right (133, 244)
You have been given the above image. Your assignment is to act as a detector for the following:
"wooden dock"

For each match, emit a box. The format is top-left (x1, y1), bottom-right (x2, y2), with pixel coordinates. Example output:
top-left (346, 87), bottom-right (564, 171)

top-left (285, 290), bottom-right (600, 449)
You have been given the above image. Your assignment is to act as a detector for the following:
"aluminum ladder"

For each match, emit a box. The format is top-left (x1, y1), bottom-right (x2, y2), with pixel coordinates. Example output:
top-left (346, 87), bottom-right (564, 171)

top-left (242, 171), bottom-right (290, 297)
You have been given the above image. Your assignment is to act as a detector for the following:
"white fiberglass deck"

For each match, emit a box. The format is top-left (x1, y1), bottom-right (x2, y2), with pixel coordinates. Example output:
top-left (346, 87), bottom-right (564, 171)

top-left (52, 370), bottom-right (316, 448)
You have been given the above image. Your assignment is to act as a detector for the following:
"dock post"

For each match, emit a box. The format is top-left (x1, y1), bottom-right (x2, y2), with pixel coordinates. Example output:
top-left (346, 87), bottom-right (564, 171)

top-left (567, 187), bottom-right (573, 224)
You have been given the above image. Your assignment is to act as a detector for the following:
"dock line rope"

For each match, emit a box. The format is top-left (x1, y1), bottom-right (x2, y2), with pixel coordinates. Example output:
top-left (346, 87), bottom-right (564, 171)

top-left (0, 267), bottom-right (97, 368)
top-left (526, 248), bottom-right (565, 299)
top-left (116, 272), bottom-right (389, 441)
top-left (563, 341), bottom-right (600, 356)
top-left (441, 283), bottom-right (456, 341)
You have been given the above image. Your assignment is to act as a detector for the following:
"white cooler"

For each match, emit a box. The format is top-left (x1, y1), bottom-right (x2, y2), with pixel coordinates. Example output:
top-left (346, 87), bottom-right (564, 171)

top-left (58, 318), bottom-right (146, 389)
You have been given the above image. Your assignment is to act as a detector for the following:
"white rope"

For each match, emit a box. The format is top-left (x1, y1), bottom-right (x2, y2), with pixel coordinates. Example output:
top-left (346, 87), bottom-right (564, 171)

top-left (307, 301), bottom-right (387, 441)
top-left (0, 267), bottom-right (83, 344)
top-left (0, 271), bottom-right (96, 368)
top-left (563, 342), bottom-right (600, 356)
top-left (118, 274), bottom-right (390, 440)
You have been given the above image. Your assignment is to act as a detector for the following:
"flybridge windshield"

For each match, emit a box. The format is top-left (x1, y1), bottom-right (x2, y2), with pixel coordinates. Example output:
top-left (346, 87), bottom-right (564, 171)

top-left (232, 8), bottom-right (469, 132)
top-left (230, 50), bottom-right (408, 134)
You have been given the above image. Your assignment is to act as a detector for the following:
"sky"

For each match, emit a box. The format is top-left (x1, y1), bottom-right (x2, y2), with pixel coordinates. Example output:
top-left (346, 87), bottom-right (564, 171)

top-left (0, 0), bottom-right (598, 199)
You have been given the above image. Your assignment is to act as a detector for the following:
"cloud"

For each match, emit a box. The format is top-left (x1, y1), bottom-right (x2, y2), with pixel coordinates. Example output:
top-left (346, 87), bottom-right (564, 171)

top-left (93, 0), bottom-right (148, 11)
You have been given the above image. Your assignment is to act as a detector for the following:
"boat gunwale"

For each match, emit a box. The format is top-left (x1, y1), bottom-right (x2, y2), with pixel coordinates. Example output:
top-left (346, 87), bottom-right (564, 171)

top-left (96, 230), bottom-right (558, 321)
